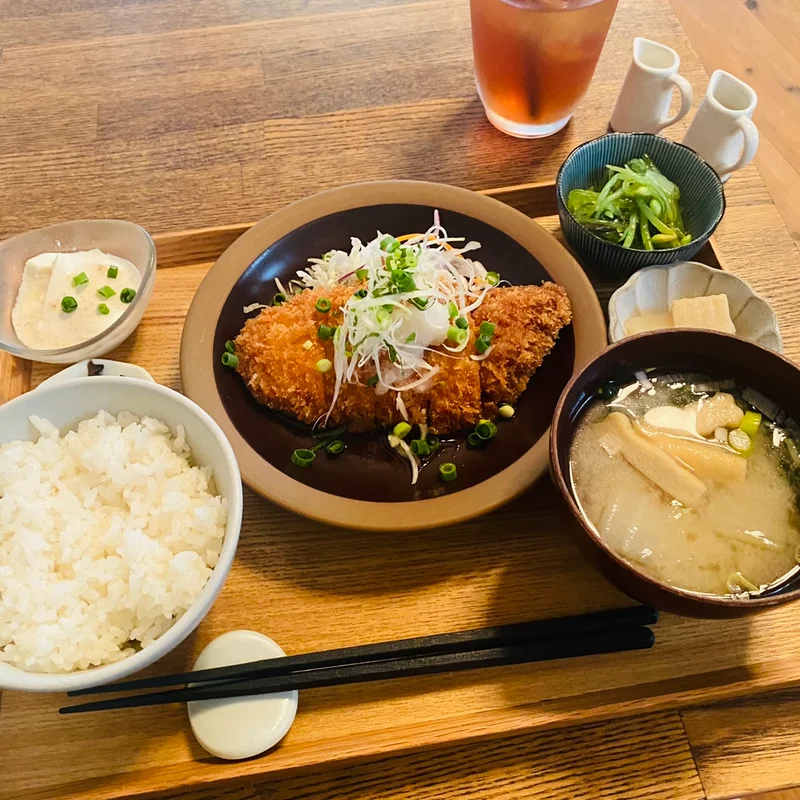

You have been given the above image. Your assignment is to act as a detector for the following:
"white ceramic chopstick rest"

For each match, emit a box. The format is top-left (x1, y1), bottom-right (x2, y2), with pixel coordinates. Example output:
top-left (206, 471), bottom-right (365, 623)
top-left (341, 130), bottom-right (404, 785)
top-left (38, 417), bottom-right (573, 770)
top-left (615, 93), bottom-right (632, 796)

top-left (187, 630), bottom-right (298, 760)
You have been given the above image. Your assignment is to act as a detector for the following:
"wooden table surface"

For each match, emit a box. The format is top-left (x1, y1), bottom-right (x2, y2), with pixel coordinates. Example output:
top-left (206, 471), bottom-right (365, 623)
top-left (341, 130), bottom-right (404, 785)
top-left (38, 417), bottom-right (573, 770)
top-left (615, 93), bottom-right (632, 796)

top-left (2, 0), bottom-right (800, 798)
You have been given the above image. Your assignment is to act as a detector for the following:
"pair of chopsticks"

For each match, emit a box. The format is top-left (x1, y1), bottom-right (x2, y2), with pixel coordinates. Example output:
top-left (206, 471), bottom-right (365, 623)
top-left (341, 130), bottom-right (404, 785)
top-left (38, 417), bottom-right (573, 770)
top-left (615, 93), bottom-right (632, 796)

top-left (59, 605), bottom-right (657, 715)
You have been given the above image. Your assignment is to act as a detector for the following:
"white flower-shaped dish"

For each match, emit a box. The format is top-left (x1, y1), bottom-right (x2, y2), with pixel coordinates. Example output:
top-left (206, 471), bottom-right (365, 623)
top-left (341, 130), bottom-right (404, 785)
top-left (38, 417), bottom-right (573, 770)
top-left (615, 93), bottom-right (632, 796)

top-left (608, 262), bottom-right (782, 352)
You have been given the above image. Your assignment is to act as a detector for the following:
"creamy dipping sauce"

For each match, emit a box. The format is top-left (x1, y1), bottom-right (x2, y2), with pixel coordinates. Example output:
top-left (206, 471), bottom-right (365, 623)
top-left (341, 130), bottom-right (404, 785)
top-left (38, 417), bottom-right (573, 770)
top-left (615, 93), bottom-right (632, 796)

top-left (12, 249), bottom-right (141, 350)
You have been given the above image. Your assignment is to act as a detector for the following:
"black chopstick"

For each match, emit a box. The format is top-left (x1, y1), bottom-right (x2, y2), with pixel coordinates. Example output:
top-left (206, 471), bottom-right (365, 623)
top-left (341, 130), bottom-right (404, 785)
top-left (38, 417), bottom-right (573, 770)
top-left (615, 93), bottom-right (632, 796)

top-left (68, 605), bottom-right (657, 697)
top-left (60, 627), bottom-right (654, 715)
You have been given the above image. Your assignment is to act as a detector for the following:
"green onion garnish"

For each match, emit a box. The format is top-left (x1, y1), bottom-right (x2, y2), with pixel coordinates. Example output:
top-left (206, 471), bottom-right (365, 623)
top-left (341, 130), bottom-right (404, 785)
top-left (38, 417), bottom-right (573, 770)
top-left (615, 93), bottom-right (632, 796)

top-left (393, 421), bottom-right (412, 439)
top-left (72, 272), bottom-right (89, 287)
top-left (273, 292), bottom-right (286, 306)
top-left (316, 358), bottom-right (332, 373)
top-left (120, 288), bottom-right (136, 304)
top-left (455, 316), bottom-right (469, 330)
top-left (479, 321), bottom-right (496, 338)
top-left (439, 462), bottom-right (457, 482)
top-left (447, 301), bottom-right (458, 319)
top-left (475, 334), bottom-right (492, 354)
top-left (387, 342), bottom-right (398, 363)
top-left (498, 403), bottom-right (515, 419)
top-left (221, 352), bottom-right (239, 368)
top-left (355, 288), bottom-right (368, 298)
top-left (447, 326), bottom-right (469, 345)
top-left (476, 419), bottom-right (498, 440)
top-left (410, 439), bottom-right (431, 457)
top-left (405, 332), bottom-right (416, 344)
top-left (60, 296), bottom-right (77, 313)
top-left (467, 432), bottom-right (484, 448)
top-left (366, 375), bottom-right (378, 387)
top-left (486, 271), bottom-right (500, 286)
top-left (97, 303), bottom-right (110, 315)
top-left (318, 324), bottom-right (335, 341)
top-left (107, 266), bottom-right (118, 279)
top-left (97, 285), bottom-right (116, 299)
top-left (225, 340), bottom-right (236, 354)
top-left (325, 440), bottom-right (345, 456)
top-left (291, 448), bottom-right (316, 467)
top-left (315, 297), bottom-right (332, 313)
top-left (427, 434), bottom-right (440, 451)
top-left (355, 268), bottom-right (369, 281)
top-left (380, 235), bottom-right (400, 252)
top-left (411, 297), bottom-right (430, 310)
top-left (390, 269), bottom-right (416, 292)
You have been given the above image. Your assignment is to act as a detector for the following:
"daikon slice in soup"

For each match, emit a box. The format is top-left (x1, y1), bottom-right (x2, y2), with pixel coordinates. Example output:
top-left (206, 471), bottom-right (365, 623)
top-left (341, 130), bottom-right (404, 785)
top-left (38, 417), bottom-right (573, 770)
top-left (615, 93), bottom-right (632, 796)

top-left (569, 373), bottom-right (800, 596)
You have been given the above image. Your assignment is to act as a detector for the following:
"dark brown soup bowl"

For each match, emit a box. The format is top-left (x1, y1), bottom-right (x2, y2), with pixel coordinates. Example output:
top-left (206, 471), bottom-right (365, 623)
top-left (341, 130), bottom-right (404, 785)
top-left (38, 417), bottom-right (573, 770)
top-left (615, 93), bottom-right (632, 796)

top-left (550, 329), bottom-right (800, 618)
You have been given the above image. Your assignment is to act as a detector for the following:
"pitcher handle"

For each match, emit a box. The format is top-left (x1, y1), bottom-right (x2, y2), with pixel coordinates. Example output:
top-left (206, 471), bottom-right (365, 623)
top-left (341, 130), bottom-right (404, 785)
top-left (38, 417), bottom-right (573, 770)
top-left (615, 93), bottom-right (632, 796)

top-left (718, 116), bottom-right (760, 180)
top-left (658, 73), bottom-right (693, 130)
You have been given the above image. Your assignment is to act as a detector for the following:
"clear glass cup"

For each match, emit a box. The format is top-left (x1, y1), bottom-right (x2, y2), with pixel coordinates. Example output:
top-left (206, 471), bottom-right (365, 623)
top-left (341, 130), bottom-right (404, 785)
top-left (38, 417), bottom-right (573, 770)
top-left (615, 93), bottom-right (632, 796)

top-left (470, 0), bottom-right (619, 139)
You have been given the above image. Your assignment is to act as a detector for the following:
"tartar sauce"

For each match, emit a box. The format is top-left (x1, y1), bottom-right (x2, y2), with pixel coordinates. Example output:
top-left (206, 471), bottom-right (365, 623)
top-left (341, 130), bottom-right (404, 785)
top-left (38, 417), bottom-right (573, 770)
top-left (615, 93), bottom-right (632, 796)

top-left (12, 249), bottom-right (141, 350)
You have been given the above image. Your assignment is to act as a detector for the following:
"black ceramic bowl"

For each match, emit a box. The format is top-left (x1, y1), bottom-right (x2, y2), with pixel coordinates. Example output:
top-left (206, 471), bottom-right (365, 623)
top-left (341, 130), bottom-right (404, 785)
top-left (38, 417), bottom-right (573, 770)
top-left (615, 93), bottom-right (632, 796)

top-left (551, 329), bottom-right (800, 618)
top-left (556, 133), bottom-right (725, 278)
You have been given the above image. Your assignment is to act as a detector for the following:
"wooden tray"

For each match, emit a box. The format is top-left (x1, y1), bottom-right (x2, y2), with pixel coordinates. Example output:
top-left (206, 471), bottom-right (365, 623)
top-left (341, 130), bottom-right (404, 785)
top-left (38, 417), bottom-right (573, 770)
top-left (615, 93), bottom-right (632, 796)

top-left (8, 182), bottom-right (800, 800)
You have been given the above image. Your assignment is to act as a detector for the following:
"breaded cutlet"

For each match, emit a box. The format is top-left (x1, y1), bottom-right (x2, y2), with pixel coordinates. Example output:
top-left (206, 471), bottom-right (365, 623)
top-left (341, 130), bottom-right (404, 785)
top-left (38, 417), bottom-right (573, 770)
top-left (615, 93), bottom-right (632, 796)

top-left (235, 282), bottom-right (571, 433)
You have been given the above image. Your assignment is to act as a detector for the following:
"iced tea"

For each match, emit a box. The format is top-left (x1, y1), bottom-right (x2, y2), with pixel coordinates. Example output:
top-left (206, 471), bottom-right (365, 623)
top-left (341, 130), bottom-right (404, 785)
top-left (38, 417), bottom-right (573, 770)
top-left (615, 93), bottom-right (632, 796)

top-left (470, 0), bottom-right (618, 138)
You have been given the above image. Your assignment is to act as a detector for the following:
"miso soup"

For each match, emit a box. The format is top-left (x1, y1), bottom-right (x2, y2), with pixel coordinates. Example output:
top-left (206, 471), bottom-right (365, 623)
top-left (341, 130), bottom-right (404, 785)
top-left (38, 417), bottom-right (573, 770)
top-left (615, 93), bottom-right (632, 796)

top-left (569, 373), bottom-right (800, 596)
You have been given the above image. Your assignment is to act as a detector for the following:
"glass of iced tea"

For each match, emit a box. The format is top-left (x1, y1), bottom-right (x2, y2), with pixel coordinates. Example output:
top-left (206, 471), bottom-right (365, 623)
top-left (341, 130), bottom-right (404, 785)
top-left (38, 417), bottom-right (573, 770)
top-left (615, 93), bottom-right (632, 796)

top-left (470, 0), bottom-right (619, 138)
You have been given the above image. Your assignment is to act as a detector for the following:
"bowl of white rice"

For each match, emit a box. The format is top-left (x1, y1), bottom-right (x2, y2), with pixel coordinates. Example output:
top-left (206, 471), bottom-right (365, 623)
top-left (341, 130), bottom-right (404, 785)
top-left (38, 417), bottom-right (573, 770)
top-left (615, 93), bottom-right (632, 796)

top-left (0, 376), bottom-right (242, 692)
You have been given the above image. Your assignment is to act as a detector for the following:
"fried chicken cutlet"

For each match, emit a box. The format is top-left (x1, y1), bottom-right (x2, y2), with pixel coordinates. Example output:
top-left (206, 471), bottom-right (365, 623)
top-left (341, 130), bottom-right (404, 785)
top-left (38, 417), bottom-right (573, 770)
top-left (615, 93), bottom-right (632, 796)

top-left (234, 283), bottom-right (571, 433)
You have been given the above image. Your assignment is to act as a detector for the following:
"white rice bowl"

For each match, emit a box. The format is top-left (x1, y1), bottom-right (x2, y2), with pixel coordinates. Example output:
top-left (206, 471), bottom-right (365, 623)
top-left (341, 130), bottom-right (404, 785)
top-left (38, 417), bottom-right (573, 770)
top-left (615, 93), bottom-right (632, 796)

top-left (0, 410), bottom-right (227, 674)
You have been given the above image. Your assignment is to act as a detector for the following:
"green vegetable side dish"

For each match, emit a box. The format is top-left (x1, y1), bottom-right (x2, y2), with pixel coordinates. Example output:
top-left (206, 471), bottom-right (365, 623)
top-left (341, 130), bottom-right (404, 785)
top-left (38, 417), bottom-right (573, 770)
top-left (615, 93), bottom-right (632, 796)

top-left (567, 155), bottom-right (693, 252)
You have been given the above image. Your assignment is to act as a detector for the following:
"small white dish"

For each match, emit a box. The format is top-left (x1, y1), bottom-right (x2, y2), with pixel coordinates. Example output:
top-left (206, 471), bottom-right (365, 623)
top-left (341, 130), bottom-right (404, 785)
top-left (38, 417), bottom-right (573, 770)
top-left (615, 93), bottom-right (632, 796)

top-left (608, 261), bottom-right (782, 351)
top-left (188, 631), bottom-right (298, 760)
top-left (0, 376), bottom-right (242, 693)
top-left (37, 359), bottom-right (155, 389)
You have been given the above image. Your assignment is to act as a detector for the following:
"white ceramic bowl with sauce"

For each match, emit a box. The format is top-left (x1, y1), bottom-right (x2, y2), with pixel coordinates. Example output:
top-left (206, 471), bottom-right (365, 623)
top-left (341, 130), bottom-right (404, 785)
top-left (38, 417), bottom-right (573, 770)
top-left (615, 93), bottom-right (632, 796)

top-left (0, 220), bottom-right (156, 364)
top-left (0, 375), bottom-right (243, 692)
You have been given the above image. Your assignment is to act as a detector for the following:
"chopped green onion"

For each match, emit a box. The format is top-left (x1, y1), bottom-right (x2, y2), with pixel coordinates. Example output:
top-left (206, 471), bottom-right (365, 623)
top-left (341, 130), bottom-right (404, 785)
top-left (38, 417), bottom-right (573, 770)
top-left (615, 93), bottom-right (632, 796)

top-left (393, 421), bottom-right (412, 439)
top-left (318, 324), bottom-right (335, 341)
top-left (405, 332), bottom-right (416, 343)
top-left (411, 297), bottom-right (430, 310)
top-left (390, 269), bottom-right (416, 292)
top-left (380, 235), bottom-right (400, 252)
top-left (476, 419), bottom-right (498, 440)
top-left (486, 271), bottom-right (500, 286)
top-left (225, 340), bottom-right (236, 354)
top-left (447, 326), bottom-right (469, 345)
top-left (479, 321), bottom-right (496, 339)
top-left (355, 268), bottom-right (369, 281)
top-left (366, 375), bottom-right (379, 387)
top-left (291, 448), bottom-right (316, 467)
top-left (427, 434), bottom-right (440, 451)
top-left (106, 266), bottom-right (118, 279)
top-left (439, 462), bottom-right (457, 482)
top-left (221, 352), bottom-right (239, 368)
top-left (740, 411), bottom-right (762, 437)
top-left (498, 403), bottom-right (515, 419)
top-left (467, 432), bottom-right (485, 448)
top-left (302, 339), bottom-right (313, 350)
top-left (97, 285), bottom-right (116, 299)
top-left (60, 296), bottom-right (77, 313)
top-left (355, 288), bottom-right (368, 299)
top-left (455, 316), bottom-right (469, 330)
top-left (316, 358), bottom-right (332, 373)
top-left (410, 439), bottom-right (431, 457)
top-left (325, 440), bottom-right (345, 456)
top-left (97, 303), bottom-right (110, 315)
top-left (475, 334), bottom-right (492, 354)
top-left (728, 428), bottom-right (752, 456)
top-left (273, 292), bottom-right (287, 305)
top-left (447, 301), bottom-right (458, 319)
top-left (120, 288), bottom-right (136, 304)
top-left (72, 272), bottom-right (89, 287)
top-left (387, 342), bottom-right (398, 363)
top-left (315, 297), bottom-right (332, 313)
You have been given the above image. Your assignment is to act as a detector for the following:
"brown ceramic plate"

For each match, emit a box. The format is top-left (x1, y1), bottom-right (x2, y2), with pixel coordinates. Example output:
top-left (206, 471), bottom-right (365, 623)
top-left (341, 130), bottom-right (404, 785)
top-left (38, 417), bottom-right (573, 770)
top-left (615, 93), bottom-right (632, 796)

top-left (181, 181), bottom-right (606, 530)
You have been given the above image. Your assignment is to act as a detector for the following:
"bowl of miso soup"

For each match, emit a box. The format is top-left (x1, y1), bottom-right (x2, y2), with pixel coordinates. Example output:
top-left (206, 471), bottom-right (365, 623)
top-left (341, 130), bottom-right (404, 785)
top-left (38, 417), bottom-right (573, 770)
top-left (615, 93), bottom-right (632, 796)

top-left (551, 329), bottom-right (800, 617)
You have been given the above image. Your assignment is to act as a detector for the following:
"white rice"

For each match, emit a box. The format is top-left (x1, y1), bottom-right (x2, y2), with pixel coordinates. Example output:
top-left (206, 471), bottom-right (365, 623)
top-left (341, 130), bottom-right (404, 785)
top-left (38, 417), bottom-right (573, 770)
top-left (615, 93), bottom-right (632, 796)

top-left (0, 411), bottom-right (227, 673)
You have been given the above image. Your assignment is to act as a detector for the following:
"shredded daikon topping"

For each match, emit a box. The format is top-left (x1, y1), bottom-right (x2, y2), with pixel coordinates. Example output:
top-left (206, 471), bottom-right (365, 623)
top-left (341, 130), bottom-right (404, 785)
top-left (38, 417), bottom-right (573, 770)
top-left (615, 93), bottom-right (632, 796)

top-left (278, 212), bottom-right (498, 426)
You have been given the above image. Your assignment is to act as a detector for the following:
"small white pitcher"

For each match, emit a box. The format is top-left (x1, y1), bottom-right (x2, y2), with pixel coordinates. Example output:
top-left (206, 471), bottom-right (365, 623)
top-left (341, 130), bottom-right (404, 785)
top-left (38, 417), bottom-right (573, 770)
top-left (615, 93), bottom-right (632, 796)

top-left (682, 70), bottom-right (759, 182)
top-left (609, 38), bottom-right (693, 134)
